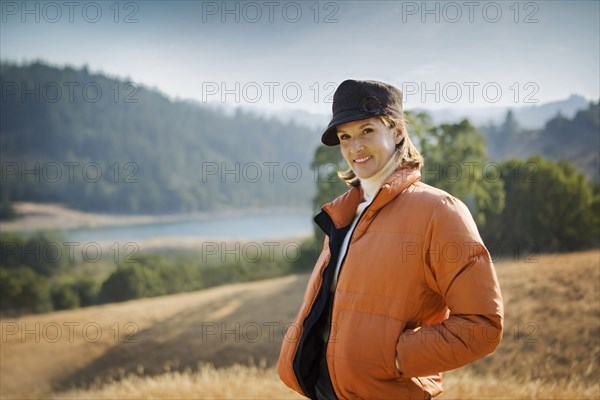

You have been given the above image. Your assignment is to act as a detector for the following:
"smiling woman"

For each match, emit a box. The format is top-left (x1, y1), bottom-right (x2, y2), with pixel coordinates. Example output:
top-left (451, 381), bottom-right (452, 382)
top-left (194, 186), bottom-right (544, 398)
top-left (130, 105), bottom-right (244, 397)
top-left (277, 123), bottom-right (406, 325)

top-left (336, 115), bottom-right (424, 188)
top-left (277, 80), bottom-right (504, 400)
top-left (337, 118), bottom-right (400, 180)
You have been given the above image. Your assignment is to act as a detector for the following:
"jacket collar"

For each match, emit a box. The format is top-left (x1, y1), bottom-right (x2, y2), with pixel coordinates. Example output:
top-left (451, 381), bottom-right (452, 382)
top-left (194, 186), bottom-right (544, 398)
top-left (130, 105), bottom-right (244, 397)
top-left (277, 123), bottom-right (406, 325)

top-left (322, 166), bottom-right (421, 229)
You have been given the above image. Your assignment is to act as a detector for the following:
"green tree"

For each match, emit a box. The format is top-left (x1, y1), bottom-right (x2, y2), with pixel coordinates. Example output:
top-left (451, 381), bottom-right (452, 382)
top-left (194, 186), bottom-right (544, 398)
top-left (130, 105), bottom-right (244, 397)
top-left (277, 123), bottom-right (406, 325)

top-left (405, 110), bottom-right (435, 159)
top-left (482, 156), bottom-right (597, 253)
top-left (0, 266), bottom-right (52, 314)
top-left (420, 119), bottom-right (504, 226)
top-left (99, 263), bottom-right (165, 303)
top-left (51, 279), bottom-right (80, 310)
top-left (0, 231), bottom-right (70, 276)
top-left (156, 262), bottom-right (203, 294)
top-left (73, 276), bottom-right (101, 307)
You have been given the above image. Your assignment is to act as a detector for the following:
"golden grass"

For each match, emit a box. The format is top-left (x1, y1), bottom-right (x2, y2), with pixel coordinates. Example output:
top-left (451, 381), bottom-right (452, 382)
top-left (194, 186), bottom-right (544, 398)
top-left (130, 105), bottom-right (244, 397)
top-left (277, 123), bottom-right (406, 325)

top-left (470, 250), bottom-right (600, 382)
top-left (53, 364), bottom-right (303, 400)
top-left (53, 366), bottom-right (599, 400)
top-left (2, 250), bottom-right (599, 399)
top-left (0, 275), bottom-right (305, 398)
top-left (440, 370), bottom-right (599, 399)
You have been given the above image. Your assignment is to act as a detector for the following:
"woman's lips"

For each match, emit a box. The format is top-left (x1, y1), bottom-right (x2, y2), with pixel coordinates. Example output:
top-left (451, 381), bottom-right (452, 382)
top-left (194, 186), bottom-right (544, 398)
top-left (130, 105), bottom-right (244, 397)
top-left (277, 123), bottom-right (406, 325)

top-left (354, 155), bottom-right (372, 164)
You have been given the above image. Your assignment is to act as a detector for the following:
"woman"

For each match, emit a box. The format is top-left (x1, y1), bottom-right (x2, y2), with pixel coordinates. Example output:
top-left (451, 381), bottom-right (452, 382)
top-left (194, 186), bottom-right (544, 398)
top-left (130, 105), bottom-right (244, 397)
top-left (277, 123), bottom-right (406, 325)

top-left (278, 79), bottom-right (504, 400)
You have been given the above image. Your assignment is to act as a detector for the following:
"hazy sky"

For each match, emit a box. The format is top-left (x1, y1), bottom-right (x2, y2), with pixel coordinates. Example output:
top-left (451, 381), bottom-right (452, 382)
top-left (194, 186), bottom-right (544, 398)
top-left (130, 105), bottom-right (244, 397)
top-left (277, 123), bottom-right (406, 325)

top-left (1, 0), bottom-right (599, 113)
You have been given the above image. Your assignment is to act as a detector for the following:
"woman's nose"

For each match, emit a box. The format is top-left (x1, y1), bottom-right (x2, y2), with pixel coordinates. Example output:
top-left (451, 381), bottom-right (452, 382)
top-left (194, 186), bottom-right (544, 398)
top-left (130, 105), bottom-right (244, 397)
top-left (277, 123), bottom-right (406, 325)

top-left (350, 138), bottom-right (364, 152)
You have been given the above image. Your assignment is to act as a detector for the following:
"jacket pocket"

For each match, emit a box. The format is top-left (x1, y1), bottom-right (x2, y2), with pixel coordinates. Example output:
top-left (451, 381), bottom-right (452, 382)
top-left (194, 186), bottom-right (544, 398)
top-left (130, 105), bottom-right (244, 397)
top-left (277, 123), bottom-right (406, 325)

top-left (393, 325), bottom-right (419, 380)
top-left (331, 309), bottom-right (405, 381)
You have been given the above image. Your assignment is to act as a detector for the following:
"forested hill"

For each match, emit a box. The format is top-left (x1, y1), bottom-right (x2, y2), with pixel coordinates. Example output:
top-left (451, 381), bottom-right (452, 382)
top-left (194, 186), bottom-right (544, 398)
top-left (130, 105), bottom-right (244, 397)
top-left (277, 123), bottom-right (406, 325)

top-left (482, 103), bottom-right (600, 181)
top-left (0, 62), bottom-right (319, 213)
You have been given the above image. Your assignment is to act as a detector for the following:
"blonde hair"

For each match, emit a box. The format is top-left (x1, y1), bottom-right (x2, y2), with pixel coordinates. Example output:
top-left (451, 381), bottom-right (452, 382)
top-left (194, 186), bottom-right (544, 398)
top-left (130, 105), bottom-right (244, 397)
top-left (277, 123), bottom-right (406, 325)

top-left (337, 115), bottom-right (424, 187)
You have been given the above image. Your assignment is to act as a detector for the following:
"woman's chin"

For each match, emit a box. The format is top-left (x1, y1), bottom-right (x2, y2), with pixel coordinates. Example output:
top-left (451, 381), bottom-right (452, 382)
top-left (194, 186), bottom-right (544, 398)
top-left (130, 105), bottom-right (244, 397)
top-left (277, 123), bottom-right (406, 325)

top-left (354, 168), bottom-right (376, 180)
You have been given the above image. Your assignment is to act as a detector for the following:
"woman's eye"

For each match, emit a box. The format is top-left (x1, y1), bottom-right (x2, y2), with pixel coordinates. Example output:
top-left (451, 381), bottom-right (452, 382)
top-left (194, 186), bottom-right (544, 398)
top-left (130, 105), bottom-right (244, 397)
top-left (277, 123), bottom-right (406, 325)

top-left (362, 128), bottom-right (372, 135)
top-left (339, 134), bottom-right (349, 140)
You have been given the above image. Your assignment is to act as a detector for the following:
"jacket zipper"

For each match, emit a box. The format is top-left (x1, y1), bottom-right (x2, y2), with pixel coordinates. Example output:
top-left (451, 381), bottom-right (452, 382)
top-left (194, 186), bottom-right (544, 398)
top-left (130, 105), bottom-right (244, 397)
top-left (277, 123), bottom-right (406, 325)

top-left (323, 189), bottom-right (378, 358)
top-left (331, 189), bottom-right (379, 295)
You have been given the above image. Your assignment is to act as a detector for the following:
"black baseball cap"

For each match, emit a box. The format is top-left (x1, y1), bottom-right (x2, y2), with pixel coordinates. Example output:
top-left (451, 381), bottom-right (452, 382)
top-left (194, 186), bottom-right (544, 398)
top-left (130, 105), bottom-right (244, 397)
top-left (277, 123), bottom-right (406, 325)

top-left (321, 79), bottom-right (404, 146)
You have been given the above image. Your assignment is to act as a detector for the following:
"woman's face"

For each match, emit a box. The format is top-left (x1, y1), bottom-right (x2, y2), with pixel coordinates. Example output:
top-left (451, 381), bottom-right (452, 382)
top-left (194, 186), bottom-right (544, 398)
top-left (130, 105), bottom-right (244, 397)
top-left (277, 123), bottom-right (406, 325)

top-left (337, 117), bottom-right (402, 180)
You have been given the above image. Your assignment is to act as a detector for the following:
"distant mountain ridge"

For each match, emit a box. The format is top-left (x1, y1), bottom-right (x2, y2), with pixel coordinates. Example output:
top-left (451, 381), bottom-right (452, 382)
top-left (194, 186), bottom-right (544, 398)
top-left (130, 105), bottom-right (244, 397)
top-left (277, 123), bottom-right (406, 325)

top-left (481, 103), bottom-right (599, 181)
top-left (419, 94), bottom-right (591, 129)
top-left (261, 94), bottom-right (592, 131)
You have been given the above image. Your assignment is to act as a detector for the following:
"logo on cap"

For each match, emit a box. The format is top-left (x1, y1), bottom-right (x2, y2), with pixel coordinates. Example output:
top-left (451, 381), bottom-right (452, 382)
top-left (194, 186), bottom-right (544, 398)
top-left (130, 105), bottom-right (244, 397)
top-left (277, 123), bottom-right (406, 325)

top-left (359, 96), bottom-right (382, 115)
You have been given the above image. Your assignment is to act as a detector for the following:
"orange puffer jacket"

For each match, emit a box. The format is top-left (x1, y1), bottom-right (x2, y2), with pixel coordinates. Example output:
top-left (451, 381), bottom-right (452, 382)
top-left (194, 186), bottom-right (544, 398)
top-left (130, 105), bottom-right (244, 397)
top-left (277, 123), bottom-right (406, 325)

top-left (278, 167), bottom-right (503, 399)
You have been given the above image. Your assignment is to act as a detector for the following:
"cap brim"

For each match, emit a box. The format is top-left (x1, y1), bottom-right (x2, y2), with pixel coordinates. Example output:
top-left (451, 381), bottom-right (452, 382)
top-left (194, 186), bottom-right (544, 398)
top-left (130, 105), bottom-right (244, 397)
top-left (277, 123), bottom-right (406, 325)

top-left (321, 110), bottom-right (379, 146)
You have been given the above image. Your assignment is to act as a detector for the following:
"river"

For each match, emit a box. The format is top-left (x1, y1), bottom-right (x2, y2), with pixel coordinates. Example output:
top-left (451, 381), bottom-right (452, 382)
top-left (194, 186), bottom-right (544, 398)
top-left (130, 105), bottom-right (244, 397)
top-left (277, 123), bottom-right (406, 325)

top-left (64, 210), bottom-right (314, 243)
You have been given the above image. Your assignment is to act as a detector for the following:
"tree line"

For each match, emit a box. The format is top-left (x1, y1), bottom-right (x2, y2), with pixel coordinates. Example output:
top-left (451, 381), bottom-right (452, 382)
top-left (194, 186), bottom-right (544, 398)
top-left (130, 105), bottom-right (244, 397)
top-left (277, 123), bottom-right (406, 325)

top-left (0, 232), bottom-right (310, 316)
top-left (311, 110), bottom-right (599, 257)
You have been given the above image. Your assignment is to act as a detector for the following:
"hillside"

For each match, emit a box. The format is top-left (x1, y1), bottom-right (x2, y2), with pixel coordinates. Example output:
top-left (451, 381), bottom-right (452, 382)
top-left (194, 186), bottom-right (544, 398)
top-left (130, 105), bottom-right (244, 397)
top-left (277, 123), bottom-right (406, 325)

top-left (1, 250), bottom-right (598, 399)
top-left (0, 62), bottom-right (318, 214)
top-left (481, 103), bottom-right (600, 181)
top-left (0, 274), bottom-right (307, 398)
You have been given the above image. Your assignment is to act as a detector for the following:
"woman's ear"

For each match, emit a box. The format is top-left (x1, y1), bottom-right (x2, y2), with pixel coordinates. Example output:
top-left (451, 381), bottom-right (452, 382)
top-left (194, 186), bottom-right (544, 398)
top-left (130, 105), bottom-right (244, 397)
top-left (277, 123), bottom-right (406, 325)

top-left (394, 129), bottom-right (403, 145)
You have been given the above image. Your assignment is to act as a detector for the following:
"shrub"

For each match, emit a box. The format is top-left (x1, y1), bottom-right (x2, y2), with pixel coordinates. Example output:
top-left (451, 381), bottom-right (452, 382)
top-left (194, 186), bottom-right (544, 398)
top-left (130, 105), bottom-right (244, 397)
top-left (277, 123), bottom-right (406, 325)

top-left (0, 266), bottom-right (52, 314)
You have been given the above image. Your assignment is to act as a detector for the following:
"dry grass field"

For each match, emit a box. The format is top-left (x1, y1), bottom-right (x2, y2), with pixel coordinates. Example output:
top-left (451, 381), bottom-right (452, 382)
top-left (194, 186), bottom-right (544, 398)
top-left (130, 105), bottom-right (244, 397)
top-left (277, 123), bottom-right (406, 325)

top-left (1, 250), bottom-right (598, 399)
